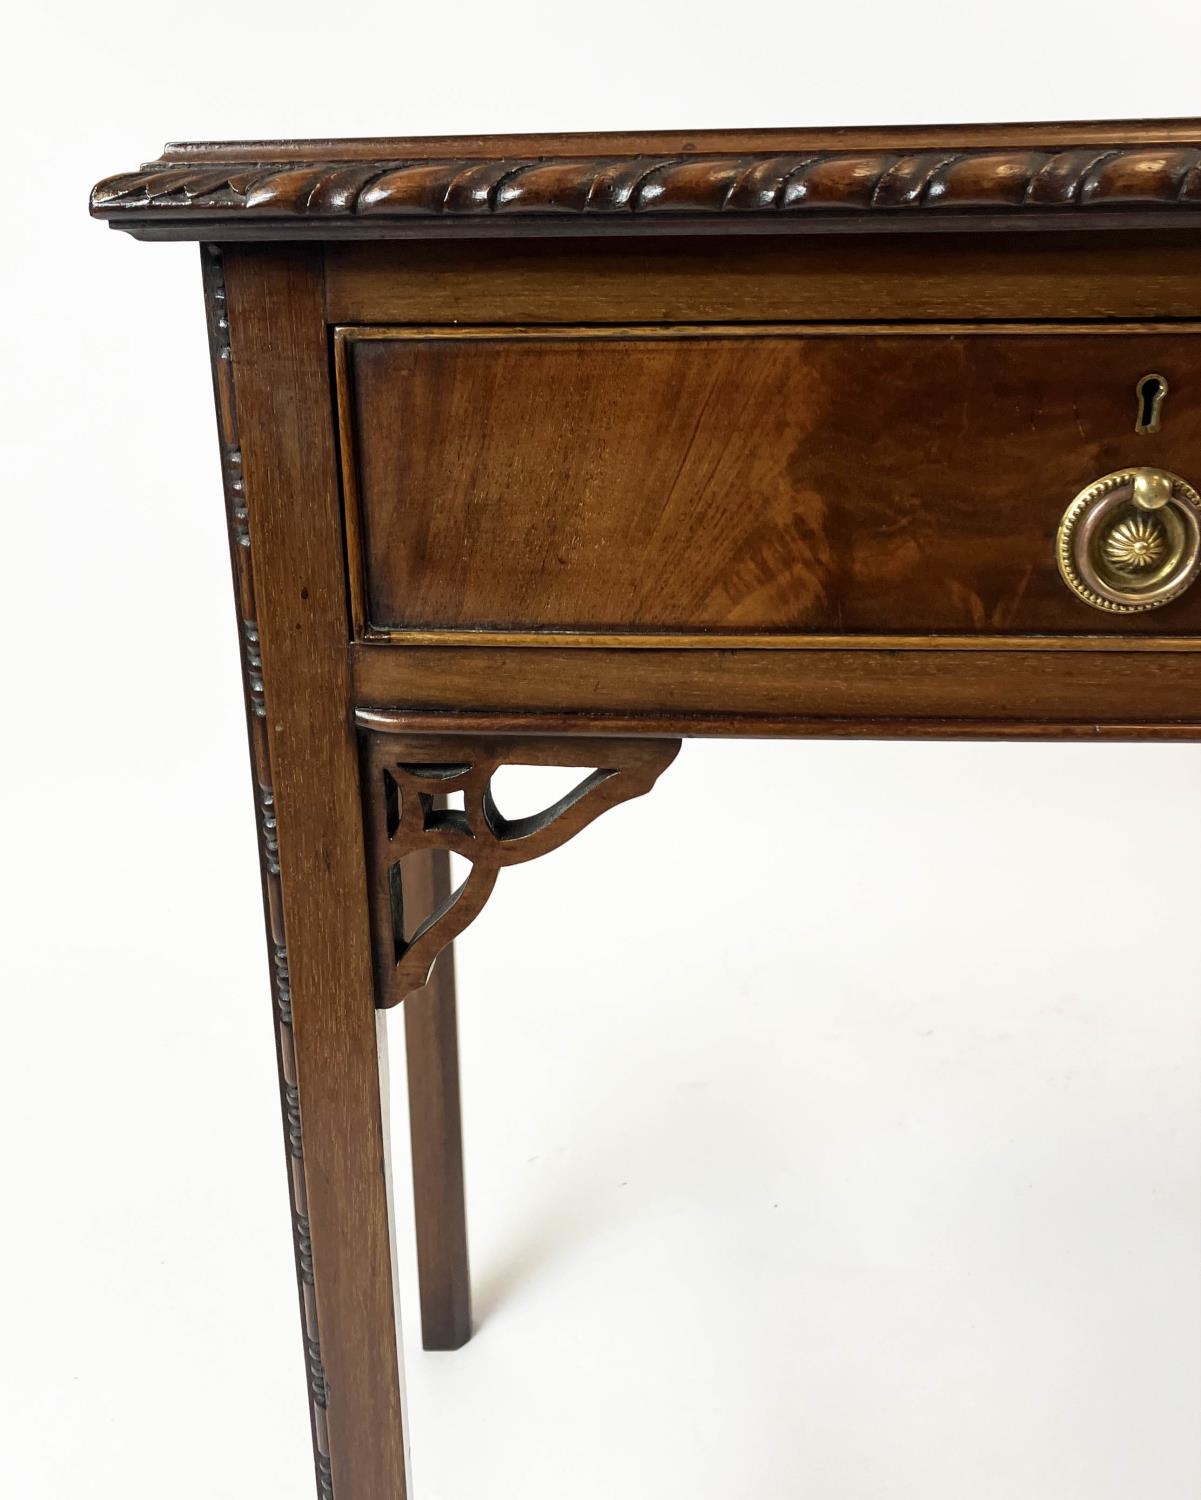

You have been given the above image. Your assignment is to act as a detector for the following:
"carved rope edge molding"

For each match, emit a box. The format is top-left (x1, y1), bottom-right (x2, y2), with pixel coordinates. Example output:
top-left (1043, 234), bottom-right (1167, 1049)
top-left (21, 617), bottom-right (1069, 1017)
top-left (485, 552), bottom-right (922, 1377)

top-left (94, 146), bottom-right (1201, 223)
top-left (201, 246), bottom-right (335, 1500)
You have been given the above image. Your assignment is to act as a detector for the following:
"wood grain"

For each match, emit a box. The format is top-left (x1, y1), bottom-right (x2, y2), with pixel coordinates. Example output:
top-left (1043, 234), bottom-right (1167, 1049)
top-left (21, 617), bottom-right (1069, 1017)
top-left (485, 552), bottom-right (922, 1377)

top-left (356, 707), bottom-right (1201, 742)
top-left (94, 115), bottom-right (1201, 1498)
top-left (324, 232), bottom-right (1201, 326)
top-left (401, 845), bottom-right (472, 1352)
top-left (224, 246), bottom-right (408, 1500)
top-left (151, 117), bottom-right (1201, 160)
top-left (350, 641), bottom-right (1201, 727)
top-left (201, 245), bottom-right (334, 1499)
top-left (91, 122), bottom-right (1201, 241)
top-left (359, 734), bottom-right (679, 1006)
top-left (339, 325), bottom-right (1201, 638)
top-left (94, 147), bottom-right (1201, 222)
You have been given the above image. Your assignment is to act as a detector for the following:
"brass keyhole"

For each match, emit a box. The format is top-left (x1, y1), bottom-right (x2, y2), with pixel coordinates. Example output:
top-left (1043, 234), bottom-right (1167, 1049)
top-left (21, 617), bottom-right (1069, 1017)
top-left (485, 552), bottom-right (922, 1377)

top-left (1135, 372), bottom-right (1168, 433)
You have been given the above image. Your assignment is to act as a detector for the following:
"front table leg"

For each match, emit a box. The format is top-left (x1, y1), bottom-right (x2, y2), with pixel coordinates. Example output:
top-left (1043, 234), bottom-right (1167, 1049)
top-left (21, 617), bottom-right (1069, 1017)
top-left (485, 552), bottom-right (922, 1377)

top-left (210, 245), bottom-right (411, 1499)
top-left (209, 242), bottom-right (679, 1494)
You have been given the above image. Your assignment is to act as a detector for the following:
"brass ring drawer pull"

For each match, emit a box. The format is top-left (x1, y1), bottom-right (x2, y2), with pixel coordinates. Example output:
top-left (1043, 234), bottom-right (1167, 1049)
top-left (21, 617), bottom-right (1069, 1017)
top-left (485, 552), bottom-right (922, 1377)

top-left (1058, 466), bottom-right (1201, 613)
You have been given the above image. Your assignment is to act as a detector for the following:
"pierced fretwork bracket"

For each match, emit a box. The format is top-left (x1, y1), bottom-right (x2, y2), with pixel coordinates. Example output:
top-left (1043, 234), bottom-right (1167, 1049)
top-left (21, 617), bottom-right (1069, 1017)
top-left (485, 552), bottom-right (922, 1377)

top-left (357, 727), bottom-right (680, 1007)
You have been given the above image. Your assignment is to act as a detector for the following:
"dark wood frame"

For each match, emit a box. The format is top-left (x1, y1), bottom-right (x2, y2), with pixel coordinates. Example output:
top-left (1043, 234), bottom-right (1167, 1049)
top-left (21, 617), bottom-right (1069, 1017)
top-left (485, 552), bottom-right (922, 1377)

top-left (95, 119), bottom-right (1201, 1500)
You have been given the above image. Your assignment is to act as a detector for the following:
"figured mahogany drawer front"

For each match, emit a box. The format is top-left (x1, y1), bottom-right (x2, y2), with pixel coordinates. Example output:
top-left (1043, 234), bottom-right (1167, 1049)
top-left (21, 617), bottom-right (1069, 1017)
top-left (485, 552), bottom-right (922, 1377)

top-left (336, 326), bottom-right (1201, 638)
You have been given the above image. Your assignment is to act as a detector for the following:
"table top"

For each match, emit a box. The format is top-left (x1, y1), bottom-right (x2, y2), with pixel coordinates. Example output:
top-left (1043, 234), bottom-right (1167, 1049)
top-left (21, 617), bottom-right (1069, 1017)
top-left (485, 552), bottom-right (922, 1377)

top-left (91, 117), bottom-right (1201, 242)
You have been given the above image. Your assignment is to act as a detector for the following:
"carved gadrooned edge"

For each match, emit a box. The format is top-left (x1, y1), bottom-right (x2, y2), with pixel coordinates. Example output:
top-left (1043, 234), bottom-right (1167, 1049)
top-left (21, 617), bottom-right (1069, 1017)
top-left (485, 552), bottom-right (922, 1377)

top-left (201, 246), bottom-right (333, 1500)
top-left (94, 146), bottom-right (1201, 231)
top-left (358, 728), bottom-right (680, 1007)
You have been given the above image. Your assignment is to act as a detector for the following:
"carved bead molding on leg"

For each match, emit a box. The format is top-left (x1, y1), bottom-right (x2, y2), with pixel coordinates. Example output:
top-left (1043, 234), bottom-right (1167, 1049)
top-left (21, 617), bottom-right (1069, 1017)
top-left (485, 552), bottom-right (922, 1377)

top-left (356, 724), bottom-right (680, 1007)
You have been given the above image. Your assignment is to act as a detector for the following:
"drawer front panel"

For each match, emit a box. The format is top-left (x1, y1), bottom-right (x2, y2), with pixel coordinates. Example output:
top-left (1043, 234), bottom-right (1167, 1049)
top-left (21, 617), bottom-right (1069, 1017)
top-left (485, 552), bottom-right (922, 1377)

top-left (337, 326), bottom-right (1201, 637)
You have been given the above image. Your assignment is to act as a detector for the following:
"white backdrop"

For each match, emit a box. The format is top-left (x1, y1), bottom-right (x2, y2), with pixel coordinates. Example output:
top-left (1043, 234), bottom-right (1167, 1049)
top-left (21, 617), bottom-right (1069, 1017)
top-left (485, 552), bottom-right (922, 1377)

top-left (3, 4), bottom-right (1200, 1496)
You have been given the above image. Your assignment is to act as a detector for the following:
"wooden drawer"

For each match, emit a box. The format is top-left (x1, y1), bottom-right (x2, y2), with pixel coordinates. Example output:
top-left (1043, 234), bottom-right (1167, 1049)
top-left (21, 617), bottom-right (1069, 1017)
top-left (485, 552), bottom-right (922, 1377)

top-left (336, 325), bottom-right (1201, 639)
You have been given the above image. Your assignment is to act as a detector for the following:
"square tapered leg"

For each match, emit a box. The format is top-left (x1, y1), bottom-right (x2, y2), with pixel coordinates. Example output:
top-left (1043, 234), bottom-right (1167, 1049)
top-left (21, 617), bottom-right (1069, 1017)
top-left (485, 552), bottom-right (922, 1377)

top-left (402, 845), bottom-right (472, 1351)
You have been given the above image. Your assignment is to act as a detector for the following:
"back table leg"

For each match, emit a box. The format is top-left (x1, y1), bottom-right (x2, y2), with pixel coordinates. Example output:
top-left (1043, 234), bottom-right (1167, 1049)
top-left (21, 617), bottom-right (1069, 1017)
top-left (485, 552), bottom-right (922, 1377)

top-left (402, 845), bottom-right (473, 1351)
top-left (360, 734), bottom-right (680, 1357)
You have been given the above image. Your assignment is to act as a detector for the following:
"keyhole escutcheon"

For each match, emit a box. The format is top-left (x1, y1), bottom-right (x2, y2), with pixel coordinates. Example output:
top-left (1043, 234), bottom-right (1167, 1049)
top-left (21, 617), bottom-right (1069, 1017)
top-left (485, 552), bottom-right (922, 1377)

top-left (1135, 372), bottom-right (1168, 434)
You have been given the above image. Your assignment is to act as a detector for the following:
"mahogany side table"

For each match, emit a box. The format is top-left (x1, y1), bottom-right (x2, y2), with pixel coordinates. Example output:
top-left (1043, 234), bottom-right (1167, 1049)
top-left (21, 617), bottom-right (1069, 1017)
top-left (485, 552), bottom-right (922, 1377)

top-left (92, 118), bottom-right (1201, 1499)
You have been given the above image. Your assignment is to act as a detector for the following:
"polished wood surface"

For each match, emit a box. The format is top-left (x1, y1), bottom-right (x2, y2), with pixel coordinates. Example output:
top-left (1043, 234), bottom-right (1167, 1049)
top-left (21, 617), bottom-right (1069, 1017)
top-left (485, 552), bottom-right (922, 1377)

top-left (324, 232), bottom-right (1201, 326)
top-left (91, 121), bottom-right (1199, 243)
top-left (401, 843), bottom-right (472, 1352)
top-left (93, 118), bottom-right (1201, 1500)
top-left (92, 120), bottom-right (1201, 242)
top-left (135, 117), bottom-right (1201, 160)
top-left (340, 326), bottom-right (1201, 637)
top-left (356, 706), bottom-right (1201, 741)
top-left (360, 735), bottom-right (679, 1008)
top-left (350, 640), bottom-right (1201, 728)
top-left (199, 247), bottom-right (334, 1492)
top-left (222, 246), bottom-right (409, 1499)
top-left (92, 148), bottom-right (1201, 242)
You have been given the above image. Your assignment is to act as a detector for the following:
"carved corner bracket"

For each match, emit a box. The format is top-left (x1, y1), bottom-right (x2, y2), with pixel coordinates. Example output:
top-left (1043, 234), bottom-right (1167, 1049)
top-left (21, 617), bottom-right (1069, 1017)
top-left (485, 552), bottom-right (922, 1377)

top-left (357, 727), bottom-right (680, 1006)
